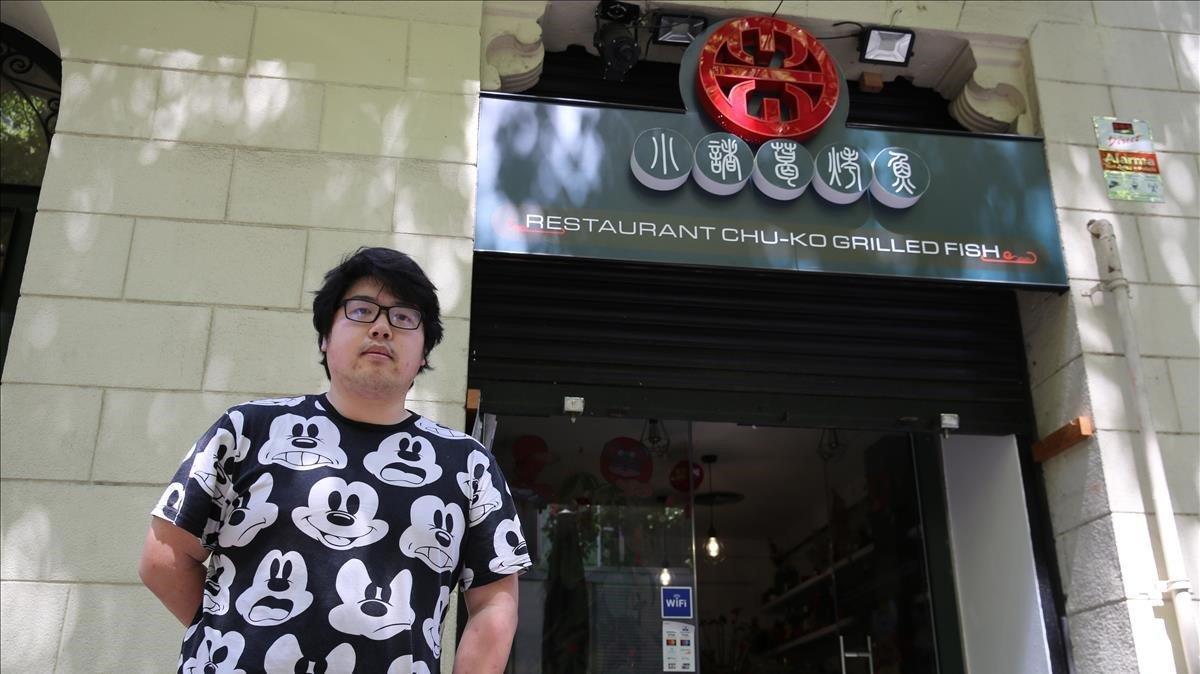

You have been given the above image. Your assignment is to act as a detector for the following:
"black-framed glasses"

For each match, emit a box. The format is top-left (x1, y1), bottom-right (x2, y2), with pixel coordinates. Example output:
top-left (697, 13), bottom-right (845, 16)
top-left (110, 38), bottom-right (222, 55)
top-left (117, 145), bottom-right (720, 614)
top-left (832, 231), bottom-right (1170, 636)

top-left (340, 298), bottom-right (423, 330)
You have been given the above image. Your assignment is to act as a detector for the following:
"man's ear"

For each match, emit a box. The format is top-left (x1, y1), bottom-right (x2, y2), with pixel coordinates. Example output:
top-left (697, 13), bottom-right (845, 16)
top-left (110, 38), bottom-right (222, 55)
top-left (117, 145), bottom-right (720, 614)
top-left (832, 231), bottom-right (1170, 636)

top-left (320, 336), bottom-right (327, 353)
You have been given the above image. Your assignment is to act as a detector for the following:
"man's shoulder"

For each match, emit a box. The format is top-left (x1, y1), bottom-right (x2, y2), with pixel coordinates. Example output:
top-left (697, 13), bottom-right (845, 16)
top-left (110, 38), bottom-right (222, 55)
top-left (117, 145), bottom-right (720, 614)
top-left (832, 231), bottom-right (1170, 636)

top-left (410, 415), bottom-right (479, 444)
top-left (222, 394), bottom-right (322, 424)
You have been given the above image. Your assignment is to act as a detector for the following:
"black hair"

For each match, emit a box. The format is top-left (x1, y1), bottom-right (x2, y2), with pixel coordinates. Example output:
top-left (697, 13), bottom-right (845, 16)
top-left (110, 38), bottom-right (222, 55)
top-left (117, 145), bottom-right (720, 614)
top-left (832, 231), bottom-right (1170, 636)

top-left (312, 247), bottom-right (443, 378)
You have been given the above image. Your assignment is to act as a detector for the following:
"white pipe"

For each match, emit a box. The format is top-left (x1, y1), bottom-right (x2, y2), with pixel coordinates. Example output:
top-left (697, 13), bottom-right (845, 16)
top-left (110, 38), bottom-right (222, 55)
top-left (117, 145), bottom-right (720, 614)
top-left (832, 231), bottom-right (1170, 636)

top-left (1087, 219), bottom-right (1199, 674)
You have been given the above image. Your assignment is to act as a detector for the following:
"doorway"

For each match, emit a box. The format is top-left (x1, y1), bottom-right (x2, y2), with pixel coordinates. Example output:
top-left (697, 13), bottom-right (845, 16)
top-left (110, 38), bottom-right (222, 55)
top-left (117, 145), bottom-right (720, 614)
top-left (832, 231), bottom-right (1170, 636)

top-left (487, 414), bottom-right (950, 674)
top-left (466, 251), bottom-right (1065, 672)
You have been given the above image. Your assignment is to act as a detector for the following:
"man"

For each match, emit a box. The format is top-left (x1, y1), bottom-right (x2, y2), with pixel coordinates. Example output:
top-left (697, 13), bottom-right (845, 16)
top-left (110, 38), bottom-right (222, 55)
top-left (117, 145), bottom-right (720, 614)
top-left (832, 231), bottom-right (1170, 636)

top-left (139, 247), bottom-right (530, 674)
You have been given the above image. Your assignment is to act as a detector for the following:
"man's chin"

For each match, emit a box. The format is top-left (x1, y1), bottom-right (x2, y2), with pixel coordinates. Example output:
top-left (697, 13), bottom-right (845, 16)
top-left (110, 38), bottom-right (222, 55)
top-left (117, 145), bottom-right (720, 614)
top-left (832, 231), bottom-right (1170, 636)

top-left (339, 372), bottom-right (413, 398)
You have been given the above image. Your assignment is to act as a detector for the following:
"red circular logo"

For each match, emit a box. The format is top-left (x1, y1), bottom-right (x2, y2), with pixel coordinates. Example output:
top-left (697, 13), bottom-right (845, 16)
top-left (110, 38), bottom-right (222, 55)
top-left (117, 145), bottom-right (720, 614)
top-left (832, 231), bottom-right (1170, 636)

top-left (696, 17), bottom-right (840, 144)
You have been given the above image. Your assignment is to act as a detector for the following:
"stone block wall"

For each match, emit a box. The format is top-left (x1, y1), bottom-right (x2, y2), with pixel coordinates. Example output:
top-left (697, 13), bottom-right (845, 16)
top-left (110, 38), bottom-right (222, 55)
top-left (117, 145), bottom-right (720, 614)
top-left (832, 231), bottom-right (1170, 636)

top-left (0, 1), bottom-right (483, 672)
top-left (1, 1), bottom-right (1197, 672)
top-left (1015, 2), bottom-right (1199, 672)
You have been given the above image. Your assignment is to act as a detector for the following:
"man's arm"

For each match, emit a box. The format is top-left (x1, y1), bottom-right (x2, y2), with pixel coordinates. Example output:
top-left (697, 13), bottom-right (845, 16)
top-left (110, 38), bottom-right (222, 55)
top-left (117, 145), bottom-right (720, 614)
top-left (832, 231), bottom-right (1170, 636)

top-left (137, 517), bottom-right (208, 626)
top-left (452, 574), bottom-right (520, 674)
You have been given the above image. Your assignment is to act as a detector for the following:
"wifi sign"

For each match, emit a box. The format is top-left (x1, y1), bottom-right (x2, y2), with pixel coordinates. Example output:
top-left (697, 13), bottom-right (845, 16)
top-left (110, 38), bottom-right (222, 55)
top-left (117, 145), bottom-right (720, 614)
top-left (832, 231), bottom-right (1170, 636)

top-left (661, 586), bottom-right (694, 619)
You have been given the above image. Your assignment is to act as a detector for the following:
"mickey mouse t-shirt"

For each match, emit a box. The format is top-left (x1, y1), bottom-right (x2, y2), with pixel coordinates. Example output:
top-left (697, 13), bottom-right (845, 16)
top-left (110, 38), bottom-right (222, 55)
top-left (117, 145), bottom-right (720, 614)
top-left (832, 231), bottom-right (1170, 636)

top-left (151, 394), bottom-right (531, 674)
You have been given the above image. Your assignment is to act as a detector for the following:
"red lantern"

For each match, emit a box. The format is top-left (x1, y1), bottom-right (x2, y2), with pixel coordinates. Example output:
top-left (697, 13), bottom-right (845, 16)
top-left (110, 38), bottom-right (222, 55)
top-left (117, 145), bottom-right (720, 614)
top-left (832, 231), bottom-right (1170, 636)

top-left (669, 460), bottom-right (704, 493)
top-left (600, 437), bottom-right (653, 485)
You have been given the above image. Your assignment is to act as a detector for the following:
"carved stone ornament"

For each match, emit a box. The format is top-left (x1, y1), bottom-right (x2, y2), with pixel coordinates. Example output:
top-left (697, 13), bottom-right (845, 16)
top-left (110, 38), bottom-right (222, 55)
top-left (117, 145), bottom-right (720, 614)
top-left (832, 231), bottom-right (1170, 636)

top-left (941, 36), bottom-right (1032, 135)
top-left (481, 1), bottom-right (549, 92)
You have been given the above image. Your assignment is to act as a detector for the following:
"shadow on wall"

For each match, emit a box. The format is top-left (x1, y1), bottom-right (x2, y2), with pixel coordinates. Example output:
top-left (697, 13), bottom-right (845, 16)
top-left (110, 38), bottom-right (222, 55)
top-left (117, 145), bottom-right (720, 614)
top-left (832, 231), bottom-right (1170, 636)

top-left (4, 4), bottom-right (483, 673)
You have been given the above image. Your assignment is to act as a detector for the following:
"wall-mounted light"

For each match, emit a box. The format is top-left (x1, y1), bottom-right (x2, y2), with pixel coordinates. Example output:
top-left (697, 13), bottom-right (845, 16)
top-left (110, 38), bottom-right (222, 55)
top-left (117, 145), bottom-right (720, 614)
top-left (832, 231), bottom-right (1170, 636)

top-left (859, 26), bottom-right (915, 66)
top-left (652, 14), bottom-right (708, 46)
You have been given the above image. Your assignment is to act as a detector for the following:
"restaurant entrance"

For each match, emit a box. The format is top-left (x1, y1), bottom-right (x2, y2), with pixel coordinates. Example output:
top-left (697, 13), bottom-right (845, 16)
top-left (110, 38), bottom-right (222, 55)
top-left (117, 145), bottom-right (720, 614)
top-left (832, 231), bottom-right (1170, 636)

top-left (466, 251), bottom-right (1063, 673)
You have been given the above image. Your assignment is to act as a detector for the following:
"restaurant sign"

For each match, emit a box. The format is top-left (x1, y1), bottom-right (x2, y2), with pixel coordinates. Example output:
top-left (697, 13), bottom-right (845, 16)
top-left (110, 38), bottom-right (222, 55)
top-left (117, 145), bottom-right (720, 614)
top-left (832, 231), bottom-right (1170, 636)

top-left (475, 17), bottom-right (1067, 289)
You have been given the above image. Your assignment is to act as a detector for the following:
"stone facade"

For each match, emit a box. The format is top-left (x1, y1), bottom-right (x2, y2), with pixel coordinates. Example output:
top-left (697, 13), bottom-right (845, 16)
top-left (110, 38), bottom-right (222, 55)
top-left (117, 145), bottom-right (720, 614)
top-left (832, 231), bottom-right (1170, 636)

top-left (0, 1), bottom-right (1196, 672)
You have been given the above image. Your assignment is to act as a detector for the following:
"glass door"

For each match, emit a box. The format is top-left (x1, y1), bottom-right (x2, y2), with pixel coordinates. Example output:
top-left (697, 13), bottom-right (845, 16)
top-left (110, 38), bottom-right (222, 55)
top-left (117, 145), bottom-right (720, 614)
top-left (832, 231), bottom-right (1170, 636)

top-left (490, 415), bottom-right (699, 674)
top-left (691, 427), bottom-right (942, 674)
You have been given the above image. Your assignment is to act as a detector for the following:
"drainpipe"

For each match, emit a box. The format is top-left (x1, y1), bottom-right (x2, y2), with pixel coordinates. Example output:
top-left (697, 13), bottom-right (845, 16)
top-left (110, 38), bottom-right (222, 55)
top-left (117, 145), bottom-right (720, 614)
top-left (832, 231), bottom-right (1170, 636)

top-left (1087, 219), bottom-right (1199, 674)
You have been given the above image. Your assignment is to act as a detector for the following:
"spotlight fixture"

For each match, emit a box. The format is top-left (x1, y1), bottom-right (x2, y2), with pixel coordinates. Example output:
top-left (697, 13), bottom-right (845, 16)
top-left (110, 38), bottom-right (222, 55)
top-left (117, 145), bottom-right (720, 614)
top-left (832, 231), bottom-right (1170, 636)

top-left (859, 26), bottom-right (915, 66)
top-left (652, 14), bottom-right (708, 46)
top-left (594, 21), bottom-right (639, 81)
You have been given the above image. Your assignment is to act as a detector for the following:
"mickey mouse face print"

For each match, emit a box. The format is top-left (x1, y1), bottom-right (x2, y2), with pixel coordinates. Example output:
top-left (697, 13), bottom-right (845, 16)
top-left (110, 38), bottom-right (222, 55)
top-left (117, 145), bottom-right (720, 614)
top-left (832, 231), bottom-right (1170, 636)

top-left (217, 473), bottom-right (277, 548)
top-left (189, 412), bottom-right (251, 501)
top-left (489, 517), bottom-right (532, 574)
top-left (259, 414), bottom-right (348, 471)
top-left (457, 450), bottom-right (503, 526)
top-left (234, 550), bottom-right (314, 626)
top-left (263, 634), bottom-right (355, 674)
top-left (155, 482), bottom-right (186, 521)
top-left (399, 495), bottom-right (465, 573)
top-left (423, 586), bottom-right (451, 658)
top-left (328, 559), bottom-right (415, 641)
top-left (364, 431), bottom-right (443, 488)
top-left (203, 554), bottom-right (236, 615)
top-left (413, 416), bottom-right (471, 440)
top-left (182, 627), bottom-right (246, 674)
top-left (292, 477), bottom-right (389, 550)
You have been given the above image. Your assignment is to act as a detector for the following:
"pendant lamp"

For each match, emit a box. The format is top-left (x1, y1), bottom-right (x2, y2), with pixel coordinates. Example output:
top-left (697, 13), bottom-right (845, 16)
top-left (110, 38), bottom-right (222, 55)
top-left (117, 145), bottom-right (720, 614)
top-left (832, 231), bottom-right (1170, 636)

top-left (701, 454), bottom-right (724, 562)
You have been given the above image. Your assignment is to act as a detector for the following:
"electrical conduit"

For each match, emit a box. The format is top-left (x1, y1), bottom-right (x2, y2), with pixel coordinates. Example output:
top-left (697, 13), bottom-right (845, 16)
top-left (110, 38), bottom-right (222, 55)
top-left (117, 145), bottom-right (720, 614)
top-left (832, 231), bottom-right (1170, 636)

top-left (1087, 219), bottom-right (1198, 674)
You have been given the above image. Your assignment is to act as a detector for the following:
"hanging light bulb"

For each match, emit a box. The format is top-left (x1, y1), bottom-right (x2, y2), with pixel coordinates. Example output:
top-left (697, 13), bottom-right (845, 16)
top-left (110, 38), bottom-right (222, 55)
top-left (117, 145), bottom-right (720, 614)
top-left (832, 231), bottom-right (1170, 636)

top-left (704, 524), bottom-right (723, 559)
top-left (700, 454), bottom-right (724, 563)
top-left (659, 562), bottom-right (673, 585)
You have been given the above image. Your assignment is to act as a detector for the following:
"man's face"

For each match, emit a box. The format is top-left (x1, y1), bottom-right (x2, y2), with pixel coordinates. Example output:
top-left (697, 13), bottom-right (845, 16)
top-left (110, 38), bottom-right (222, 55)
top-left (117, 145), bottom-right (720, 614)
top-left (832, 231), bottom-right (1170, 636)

top-left (321, 278), bottom-right (426, 399)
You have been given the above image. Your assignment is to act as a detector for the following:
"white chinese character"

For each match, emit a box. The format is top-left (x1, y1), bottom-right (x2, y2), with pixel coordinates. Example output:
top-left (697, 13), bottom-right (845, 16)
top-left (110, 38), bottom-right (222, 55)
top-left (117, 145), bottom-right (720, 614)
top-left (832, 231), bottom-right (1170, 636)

top-left (772, 142), bottom-right (799, 187)
top-left (887, 150), bottom-right (915, 194)
top-left (708, 138), bottom-right (743, 181)
top-left (650, 132), bottom-right (680, 176)
top-left (827, 147), bottom-right (861, 191)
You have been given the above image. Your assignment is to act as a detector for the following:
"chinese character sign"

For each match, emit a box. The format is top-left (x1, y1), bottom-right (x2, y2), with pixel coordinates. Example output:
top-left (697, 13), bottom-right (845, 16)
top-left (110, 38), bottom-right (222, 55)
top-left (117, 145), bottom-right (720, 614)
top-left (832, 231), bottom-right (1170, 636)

top-left (692, 132), bottom-right (753, 195)
top-left (631, 128), bottom-right (694, 191)
top-left (752, 139), bottom-right (814, 201)
top-left (870, 147), bottom-right (930, 208)
top-left (813, 143), bottom-right (871, 204)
